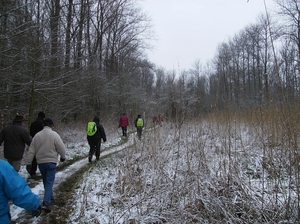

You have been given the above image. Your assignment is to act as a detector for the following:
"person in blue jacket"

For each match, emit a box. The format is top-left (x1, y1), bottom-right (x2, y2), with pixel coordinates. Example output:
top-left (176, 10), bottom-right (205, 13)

top-left (0, 159), bottom-right (42, 223)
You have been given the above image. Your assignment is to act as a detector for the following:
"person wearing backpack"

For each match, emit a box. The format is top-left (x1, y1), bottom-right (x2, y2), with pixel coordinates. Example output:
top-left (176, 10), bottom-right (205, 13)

top-left (119, 113), bottom-right (129, 137)
top-left (135, 114), bottom-right (144, 140)
top-left (87, 116), bottom-right (107, 162)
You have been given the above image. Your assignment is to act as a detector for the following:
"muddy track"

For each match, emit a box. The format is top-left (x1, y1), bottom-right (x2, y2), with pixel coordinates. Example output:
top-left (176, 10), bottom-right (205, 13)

top-left (10, 134), bottom-right (138, 224)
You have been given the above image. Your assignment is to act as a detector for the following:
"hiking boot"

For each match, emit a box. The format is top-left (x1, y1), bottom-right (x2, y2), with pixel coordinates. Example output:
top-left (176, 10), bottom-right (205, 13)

top-left (88, 157), bottom-right (92, 163)
top-left (42, 202), bottom-right (51, 213)
top-left (96, 157), bottom-right (99, 161)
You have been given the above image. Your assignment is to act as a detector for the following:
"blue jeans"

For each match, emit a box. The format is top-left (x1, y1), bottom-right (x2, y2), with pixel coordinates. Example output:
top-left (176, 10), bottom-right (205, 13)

top-left (38, 163), bottom-right (56, 205)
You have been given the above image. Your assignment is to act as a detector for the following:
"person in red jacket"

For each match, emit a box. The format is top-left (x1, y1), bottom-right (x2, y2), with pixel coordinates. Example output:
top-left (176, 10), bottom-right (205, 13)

top-left (119, 113), bottom-right (129, 137)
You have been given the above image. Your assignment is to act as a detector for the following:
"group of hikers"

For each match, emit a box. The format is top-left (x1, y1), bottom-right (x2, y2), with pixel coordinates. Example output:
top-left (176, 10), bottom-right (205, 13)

top-left (152, 114), bottom-right (164, 126)
top-left (119, 113), bottom-right (165, 140)
top-left (0, 111), bottom-right (148, 223)
top-left (118, 113), bottom-right (145, 140)
top-left (0, 112), bottom-right (66, 222)
top-left (87, 113), bottom-right (145, 162)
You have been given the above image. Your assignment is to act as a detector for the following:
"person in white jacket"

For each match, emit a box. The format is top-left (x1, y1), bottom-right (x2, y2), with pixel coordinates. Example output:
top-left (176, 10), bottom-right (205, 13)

top-left (26, 118), bottom-right (66, 213)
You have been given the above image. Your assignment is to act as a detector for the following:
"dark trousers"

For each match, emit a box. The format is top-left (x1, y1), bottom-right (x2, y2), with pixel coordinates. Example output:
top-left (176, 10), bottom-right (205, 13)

top-left (89, 141), bottom-right (101, 159)
top-left (121, 126), bottom-right (127, 136)
top-left (31, 156), bottom-right (38, 175)
top-left (136, 127), bottom-right (143, 139)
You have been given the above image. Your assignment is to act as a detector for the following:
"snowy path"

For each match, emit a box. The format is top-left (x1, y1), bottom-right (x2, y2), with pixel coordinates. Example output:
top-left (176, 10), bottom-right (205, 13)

top-left (10, 133), bottom-right (137, 223)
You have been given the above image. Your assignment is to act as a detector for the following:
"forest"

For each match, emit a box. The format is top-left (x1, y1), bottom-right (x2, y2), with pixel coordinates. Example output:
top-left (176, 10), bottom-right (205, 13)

top-left (0, 0), bottom-right (299, 126)
top-left (2, 0), bottom-right (300, 223)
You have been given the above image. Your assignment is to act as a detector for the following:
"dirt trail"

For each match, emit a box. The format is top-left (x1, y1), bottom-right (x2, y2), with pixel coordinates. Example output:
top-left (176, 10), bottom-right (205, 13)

top-left (10, 134), bottom-right (137, 224)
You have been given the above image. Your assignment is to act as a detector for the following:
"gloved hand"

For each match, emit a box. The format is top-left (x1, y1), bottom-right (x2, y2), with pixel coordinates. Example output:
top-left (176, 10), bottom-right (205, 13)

top-left (26, 165), bottom-right (32, 174)
top-left (60, 158), bottom-right (65, 162)
top-left (32, 205), bottom-right (42, 217)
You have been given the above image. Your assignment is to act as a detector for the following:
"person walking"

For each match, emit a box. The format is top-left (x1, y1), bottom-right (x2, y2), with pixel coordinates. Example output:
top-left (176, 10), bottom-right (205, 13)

top-left (26, 118), bottom-right (66, 212)
top-left (135, 114), bottom-right (144, 140)
top-left (119, 113), bottom-right (129, 137)
top-left (27, 111), bottom-right (45, 178)
top-left (0, 114), bottom-right (32, 172)
top-left (157, 114), bottom-right (164, 126)
top-left (0, 159), bottom-right (42, 223)
top-left (87, 116), bottom-right (107, 162)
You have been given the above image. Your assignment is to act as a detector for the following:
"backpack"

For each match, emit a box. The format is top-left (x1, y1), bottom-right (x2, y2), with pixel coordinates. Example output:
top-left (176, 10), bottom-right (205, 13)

top-left (136, 118), bottom-right (144, 127)
top-left (87, 121), bottom-right (97, 136)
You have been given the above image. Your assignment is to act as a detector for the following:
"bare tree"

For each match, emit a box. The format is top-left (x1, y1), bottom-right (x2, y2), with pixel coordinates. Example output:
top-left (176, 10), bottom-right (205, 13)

top-left (275, 0), bottom-right (300, 81)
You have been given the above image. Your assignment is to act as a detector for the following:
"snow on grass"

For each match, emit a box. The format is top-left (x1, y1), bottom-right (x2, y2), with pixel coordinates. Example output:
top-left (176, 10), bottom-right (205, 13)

top-left (7, 120), bottom-right (300, 223)
top-left (66, 122), bottom-right (299, 223)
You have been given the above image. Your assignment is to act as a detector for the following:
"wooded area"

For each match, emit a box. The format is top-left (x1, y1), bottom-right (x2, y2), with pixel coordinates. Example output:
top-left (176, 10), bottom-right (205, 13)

top-left (0, 0), bottom-right (299, 127)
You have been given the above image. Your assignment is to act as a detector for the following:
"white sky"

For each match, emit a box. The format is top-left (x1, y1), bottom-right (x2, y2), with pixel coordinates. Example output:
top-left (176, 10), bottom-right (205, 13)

top-left (138, 0), bottom-right (276, 71)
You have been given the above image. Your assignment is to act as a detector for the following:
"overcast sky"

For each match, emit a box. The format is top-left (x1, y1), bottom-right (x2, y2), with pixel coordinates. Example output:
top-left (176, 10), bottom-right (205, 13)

top-left (138, 0), bottom-right (276, 71)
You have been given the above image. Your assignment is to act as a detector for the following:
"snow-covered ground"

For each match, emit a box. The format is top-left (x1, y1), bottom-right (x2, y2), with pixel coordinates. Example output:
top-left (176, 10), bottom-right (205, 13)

top-left (6, 121), bottom-right (300, 223)
top-left (9, 124), bottom-right (129, 223)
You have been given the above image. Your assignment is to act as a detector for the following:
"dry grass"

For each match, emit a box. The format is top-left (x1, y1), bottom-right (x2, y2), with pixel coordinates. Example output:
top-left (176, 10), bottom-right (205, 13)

top-left (68, 104), bottom-right (300, 223)
top-left (4, 104), bottom-right (300, 223)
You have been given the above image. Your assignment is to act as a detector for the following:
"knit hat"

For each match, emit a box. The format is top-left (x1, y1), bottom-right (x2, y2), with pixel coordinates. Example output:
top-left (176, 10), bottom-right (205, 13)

top-left (38, 111), bottom-right (45, 119)
top-left (44, 118), bottom-right (54, 126)
top-left (13, 115), bottom-right (27, 122)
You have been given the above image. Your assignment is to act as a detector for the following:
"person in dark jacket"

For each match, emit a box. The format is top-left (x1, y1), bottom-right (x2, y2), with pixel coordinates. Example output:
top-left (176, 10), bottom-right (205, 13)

top-left (0, 159), bottom-right (42, 223)
top-left (87, 116), bottom-right (107, 162)
top-left (119, 113), bottom-right (129, 137)
top-left (0, 115), bottom-right (32, 172)
top-left (27, 111), bottom-right (45, 177)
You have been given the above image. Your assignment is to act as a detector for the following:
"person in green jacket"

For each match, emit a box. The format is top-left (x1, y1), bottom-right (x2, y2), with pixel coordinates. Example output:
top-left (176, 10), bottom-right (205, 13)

top-left (135, 114), bottom-right (144, 140)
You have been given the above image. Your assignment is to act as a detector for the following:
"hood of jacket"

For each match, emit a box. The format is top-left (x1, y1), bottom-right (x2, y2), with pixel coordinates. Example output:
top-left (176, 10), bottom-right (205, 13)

top-left (93, 116), bottom-right (100, 123)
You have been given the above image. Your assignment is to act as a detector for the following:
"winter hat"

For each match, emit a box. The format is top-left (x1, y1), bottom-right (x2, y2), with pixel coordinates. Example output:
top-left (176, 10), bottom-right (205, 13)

top-left (38, 111), bottom-right (45, 119)
top-left (44, 118), bottom-right (54, 126)
top-left (13, 115), bottom-right (27, 122)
